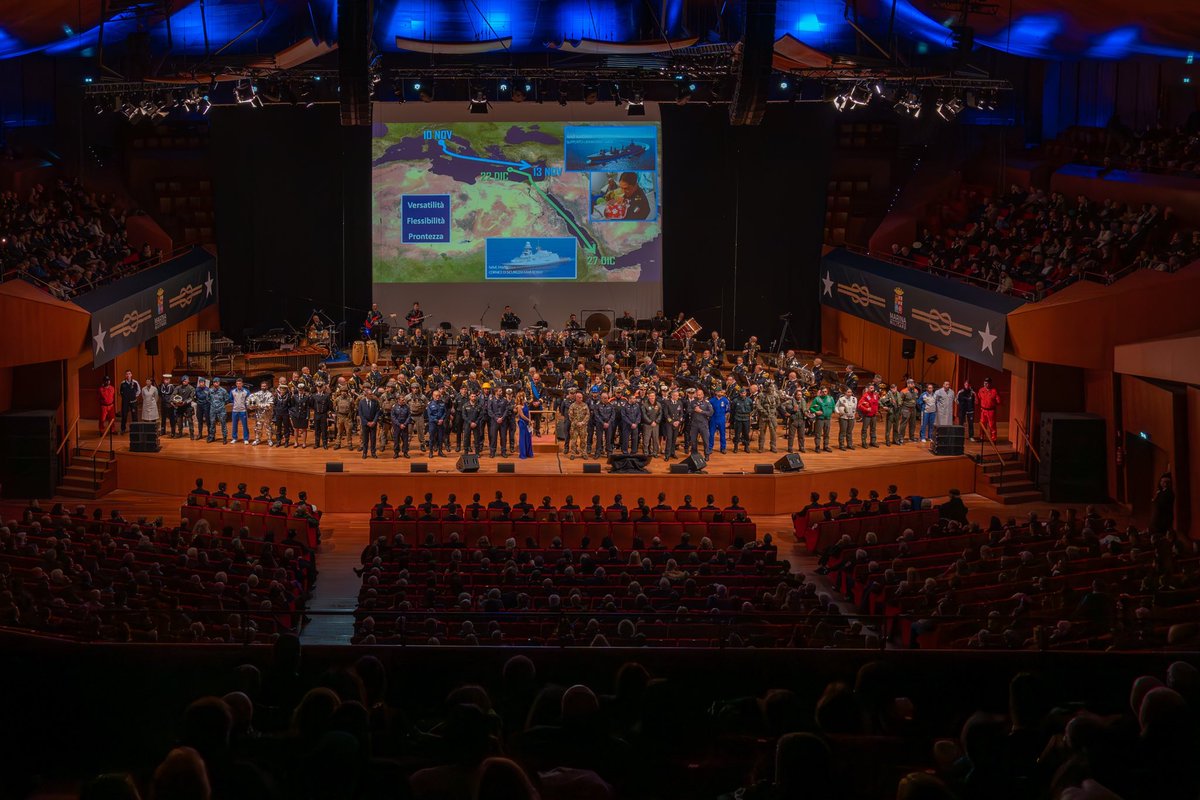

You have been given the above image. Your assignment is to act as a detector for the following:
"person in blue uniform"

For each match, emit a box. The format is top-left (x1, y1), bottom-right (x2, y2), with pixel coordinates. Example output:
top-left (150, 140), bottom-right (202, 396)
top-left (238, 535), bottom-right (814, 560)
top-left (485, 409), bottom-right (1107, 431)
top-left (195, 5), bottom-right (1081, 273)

top-left (426, 389), bottom-right (448, 457)
top-left (708, 387), bottom-right (730, 455)
top-left (688, 389), bottom-right (714, 457)
top-left (618, 391), bottom-right (642, 454)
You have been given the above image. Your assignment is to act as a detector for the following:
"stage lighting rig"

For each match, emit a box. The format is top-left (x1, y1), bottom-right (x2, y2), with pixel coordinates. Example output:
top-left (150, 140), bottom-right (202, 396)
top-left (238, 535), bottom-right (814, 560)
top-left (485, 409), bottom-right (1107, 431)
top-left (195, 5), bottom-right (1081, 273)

top-left (894, 89), bottom-right (922, 117)
top-left (936, 95), bottom-right (964, 121)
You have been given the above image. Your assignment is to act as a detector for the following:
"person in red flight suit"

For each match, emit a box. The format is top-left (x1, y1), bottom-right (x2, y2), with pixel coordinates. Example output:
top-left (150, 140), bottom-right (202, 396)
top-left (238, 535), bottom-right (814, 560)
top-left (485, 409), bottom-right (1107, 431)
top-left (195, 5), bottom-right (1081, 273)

top-left (857, 383), bottom-right (881, 448)
top-left (977, 377), bottom-right (1001, 442)
top-left (98, 375), bottom-right (116, 433)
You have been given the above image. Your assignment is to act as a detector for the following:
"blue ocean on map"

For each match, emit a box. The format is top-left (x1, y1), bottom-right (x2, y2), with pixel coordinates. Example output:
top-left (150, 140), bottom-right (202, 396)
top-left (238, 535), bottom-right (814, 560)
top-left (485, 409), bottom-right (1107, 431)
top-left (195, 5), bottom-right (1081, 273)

top-left (563, 126), bottom-right (657, 172)
top-left (485, 237), bottom-right (578, 280)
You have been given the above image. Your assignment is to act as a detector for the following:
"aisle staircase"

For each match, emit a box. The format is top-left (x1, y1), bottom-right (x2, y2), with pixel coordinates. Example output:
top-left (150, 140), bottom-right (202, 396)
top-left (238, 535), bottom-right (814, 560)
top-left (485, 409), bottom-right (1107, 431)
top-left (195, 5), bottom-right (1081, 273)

top-left (974, 442), bottom-right (1043, 504)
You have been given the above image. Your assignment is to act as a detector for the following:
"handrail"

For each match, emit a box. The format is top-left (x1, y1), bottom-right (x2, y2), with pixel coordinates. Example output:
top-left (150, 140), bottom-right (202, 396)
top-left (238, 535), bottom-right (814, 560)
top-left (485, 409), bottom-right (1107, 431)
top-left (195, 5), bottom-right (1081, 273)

top-left (55, 418), bottom-right (80, 456)
top-left (89, 418), bottom-right (117, 490)
top-left (1014, 418), bottom-right (1040, 463)
top-left (978, 425), bottom-right (1006, 491)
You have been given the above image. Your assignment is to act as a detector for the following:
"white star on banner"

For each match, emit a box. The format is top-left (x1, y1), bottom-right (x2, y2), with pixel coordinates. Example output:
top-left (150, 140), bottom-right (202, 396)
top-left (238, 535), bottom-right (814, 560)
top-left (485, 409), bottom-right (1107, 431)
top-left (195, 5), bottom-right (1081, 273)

top-left (978, 322), bottom-right (998, 355)
top-left (821, 271), bottom-right (834, 297)
top-left (92, 323), bottom-right (107, 353)
top-left (204, 271), bottom-right (215, 296)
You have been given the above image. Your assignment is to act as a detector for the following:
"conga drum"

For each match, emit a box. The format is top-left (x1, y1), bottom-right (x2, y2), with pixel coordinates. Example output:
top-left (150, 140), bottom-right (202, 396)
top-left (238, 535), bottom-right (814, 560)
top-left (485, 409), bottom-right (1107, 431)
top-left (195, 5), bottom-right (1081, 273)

top-left (351, 340), bottom-right (365, 366)
top-left (366, 339), bottom-right (379, 364)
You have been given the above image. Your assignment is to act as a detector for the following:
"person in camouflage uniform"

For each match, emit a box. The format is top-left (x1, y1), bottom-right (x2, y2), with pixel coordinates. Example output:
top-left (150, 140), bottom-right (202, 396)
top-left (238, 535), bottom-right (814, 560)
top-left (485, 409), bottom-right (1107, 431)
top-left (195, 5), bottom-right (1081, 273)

top-left (730, 388), bottom-right (754, 453)
top-left (781, 388), bottom-right (809, 453)
top-left (754, 381), bottom-right (780, 453)
top-left (249, 380), bottom-right (274, 446)
top-left (333, 388), bottom-right (356, 449)
top-left (378, 384), bottom-right (396, 450)
top-left (567, 392), bottom-right (590, 459)
top-left (899, 380), bottom-right (919, 444)
top-left (407, 386), bottom-right (428, 453)
top-left (880, 382), bottom-right (903, 446)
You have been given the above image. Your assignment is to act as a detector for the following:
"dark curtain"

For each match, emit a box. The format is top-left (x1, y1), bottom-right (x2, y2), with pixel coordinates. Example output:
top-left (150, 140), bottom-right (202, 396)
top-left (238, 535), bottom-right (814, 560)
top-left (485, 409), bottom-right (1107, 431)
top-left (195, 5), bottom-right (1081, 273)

top-left (661, 102), bottom-right (832, 352)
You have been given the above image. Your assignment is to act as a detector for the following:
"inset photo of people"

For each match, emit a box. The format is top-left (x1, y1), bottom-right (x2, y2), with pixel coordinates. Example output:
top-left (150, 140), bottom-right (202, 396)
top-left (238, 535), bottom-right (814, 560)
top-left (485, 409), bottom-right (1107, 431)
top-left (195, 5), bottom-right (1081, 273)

top-left (589, 171), bottom-right (657, 222)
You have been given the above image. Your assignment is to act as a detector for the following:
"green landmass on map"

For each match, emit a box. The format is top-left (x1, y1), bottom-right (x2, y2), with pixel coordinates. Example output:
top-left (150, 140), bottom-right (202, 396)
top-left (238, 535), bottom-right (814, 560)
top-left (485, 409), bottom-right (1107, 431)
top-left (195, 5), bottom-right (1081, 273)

top-left (371, 121), bottom-right (660, 284)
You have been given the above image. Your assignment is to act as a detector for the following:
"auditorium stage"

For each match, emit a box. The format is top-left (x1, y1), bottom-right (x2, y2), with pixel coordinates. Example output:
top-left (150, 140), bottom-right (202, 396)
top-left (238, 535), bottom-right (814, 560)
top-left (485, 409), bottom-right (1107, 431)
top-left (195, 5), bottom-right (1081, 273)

top-left (113, 435), bottom-right (978, 514)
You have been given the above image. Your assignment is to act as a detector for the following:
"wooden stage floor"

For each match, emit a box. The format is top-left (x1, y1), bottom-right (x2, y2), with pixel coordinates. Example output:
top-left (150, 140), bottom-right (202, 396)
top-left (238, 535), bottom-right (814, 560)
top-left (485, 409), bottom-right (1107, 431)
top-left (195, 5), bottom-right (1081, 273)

top-left (113, 432), bottom-right (980, 515)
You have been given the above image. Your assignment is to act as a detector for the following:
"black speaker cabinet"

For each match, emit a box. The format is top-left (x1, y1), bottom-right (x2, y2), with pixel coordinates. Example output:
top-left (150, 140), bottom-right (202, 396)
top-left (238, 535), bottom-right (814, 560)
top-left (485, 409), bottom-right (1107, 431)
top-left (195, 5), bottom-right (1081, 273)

top-left (411, 462), bottom-right (428, 473)
top-left (497, 463), bottom-right (515, 473)
top-left (1038, 413), bottom-right (1107, 502)
top-left (455, 454), bottom-right (480, 473)
top-left (774, 453), bottom-right (805, 472)
top-left (931, 425), bottom-right (965, 456)
top-left (145, 336), bottom-right (159, 356)
top-left (582, 463), bottom-right (602, 474)
top-left (754, 464), bottom-right (774, 474)
top-left (129, 421), bottom-right (161, 453)
top-left (901, 338), bottom-right (917, 359)
top-left (668, 464), bottom-right (690, 474)
top-left (0, 409), bottom-right (57, 498)
top-left (325, 462), bottom-right (343, 473)
top-left (677, 453), bottom-right (707, 473)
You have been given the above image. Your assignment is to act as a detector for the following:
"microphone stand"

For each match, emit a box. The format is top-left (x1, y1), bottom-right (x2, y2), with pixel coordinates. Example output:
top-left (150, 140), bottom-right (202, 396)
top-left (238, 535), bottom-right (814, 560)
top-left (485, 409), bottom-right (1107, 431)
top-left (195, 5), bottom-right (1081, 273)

top-left (478, 304), bottom-right (490, 330)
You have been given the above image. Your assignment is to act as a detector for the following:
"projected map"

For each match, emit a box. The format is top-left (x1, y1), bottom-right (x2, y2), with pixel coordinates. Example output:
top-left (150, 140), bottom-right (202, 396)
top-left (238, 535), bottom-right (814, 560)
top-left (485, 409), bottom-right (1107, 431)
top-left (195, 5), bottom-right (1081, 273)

top-left (372, 121), bottom-right (662, 283)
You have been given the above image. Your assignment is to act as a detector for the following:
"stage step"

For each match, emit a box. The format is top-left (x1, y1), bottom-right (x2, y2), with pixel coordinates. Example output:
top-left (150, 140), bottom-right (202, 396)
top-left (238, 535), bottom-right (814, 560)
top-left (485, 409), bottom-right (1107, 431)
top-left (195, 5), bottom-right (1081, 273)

top-left (56, 457), bottom-right (116, 500)
top-left (995, 489), bottom-right (1046, 505)
top-left (989, 478), bottom-right (1039, 494)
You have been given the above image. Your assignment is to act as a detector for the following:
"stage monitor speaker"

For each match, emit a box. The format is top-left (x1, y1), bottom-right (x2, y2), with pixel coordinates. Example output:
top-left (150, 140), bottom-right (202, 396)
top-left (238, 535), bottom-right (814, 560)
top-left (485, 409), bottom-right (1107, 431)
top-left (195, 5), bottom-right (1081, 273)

top-left (728, 0), bottom-right (777, 126)
top-left (931, 425), bottom-right (965, 456)
top-left (411, 462), bottom-right (428, 473)
top-left (337, 0), bottom-right (372, 126)
top-left (583, 463), bottom-right (601, 474)
top-left (608, 454), bottom-right (651, 474)
top-left (677, 453), bottom-right (707, 473)
top-left (774, 453), bottom-right (805, 472)
top-left (145, 336), bottom-right (159, 356)
top-left (455, 454), bottom-right (480, 473)
top-left (901, 338), bottom-right (917, 359)
top-left (1038, 413), bottom-right (1107, 502)
top-left (129, 421), bottom-right (160, 453)
top-left (754, 464), bottom-right (774, 474)
top-left (325, 462), bottom-right (343, 473)
top-left (668, 464), bottom-right (690, 474)
top-left (498, 463), bottom-right (515, 473)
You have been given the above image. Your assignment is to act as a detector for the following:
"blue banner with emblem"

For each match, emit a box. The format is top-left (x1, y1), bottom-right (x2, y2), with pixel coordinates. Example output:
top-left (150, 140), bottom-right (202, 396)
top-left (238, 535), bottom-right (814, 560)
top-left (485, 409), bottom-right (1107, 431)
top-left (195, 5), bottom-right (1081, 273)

top-left (76, 247), bottom-right (217, 367)
top-left (818, 248), bottom-right (1024, 369)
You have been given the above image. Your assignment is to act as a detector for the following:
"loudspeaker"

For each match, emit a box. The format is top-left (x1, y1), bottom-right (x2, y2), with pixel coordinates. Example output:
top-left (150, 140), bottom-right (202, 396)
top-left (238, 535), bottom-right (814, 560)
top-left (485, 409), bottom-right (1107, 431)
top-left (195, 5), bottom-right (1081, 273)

top-left (677, 453), bottom-right (707, 473)
top-left (497, 463), bottom-right (515, 473)
top-left (754, 463), bottom-right (774, 474)
top-left (901, 338), bottom-right (917, 359)
top-left (932, 425), bottom-right (965, 456)
top-left (337, 0), bottom-right (373, 126)
top-left (325, 462), bottom-right (343, 473)
top-left (145, 336), bottom-right (159, 356)
top-left (455, 454), bottom-right (480, 473)
top-left (0, 411), bottom-right (58, 497)
top-left (728, 0), bottom-right (778, 126)
top-left (582, 463), bottom-right (601, 474)
top-left (668, 464), bottom-right (690, 474)
top-left (129, 421), bottom-right (160, 453)
top-left (1038, 413), bottom-right (1107, 502)
top-left (774, 453), bottom-right (805, 472)
top-left (411, 462), bottom-right (428, 473)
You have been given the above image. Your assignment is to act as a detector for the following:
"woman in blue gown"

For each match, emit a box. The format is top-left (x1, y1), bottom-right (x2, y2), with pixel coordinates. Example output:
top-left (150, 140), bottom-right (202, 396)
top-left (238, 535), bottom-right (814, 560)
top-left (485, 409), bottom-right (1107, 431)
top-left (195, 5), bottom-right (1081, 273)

top-left (517, 391), bottom-right (534, 459)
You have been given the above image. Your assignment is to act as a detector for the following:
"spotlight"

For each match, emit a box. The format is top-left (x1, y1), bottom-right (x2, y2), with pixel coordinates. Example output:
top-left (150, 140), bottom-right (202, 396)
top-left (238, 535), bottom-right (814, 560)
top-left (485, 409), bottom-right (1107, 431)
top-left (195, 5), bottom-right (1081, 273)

top-left (936, 96), bottom-right (964, 121)
top-left (894, 89), bottom-right (922, 118)
top-left (498, 79), bottom-right (510, 93)
top-left (234, 79), bottom-right (261, 107)
top-left (676, 81), bottom-right (696, 105)
top-left (469, 85), bottom-right (490, 114)
top-left (200, 95), bottom-right (212, 115)
top-left (415, 79), bottom-right (433, 102)
top-left (832, 92), bottom-right (849, 112)
top-left (778, 77), bottom-right (791, 91)
top-left (848, 81), bottom-right (872, 107)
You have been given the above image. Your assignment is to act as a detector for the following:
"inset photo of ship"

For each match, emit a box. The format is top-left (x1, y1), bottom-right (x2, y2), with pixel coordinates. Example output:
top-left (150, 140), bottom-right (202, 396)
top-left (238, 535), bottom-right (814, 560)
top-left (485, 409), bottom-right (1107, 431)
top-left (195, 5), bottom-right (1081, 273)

top-left (564, 125), bottom-right (657, 172)
top-left (485, 237), bottom-right (578, 280)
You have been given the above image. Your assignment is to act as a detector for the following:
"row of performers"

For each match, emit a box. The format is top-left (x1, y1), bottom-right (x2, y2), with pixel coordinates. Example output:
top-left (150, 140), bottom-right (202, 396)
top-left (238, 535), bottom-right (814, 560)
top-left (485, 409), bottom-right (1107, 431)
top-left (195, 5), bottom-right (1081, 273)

top-left (361, 304), bottom-right (681, 339)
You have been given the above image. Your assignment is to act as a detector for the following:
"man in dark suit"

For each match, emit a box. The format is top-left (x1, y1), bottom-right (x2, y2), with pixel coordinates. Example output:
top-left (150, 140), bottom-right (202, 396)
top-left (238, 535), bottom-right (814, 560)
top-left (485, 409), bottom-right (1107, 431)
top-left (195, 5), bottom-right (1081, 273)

top-left (488, 491), bottom-right (510, 515)
top-left (358, 392), bottom-right (381, 458)
top-left (372, 494), bottom-right (392, 518)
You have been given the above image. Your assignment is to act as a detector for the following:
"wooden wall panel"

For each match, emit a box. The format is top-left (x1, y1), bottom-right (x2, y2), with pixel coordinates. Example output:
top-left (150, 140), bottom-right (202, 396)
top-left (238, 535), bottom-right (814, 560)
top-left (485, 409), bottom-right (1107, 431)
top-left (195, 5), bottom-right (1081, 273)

top-left (1188, 387), bottom-right (1200, 539)
top-left (1083, 369), bottom-right (1118, 500)
top-left (1121, 377), bottom-right (1178, 522)
top-left (115, 450), bottom-right (976, 515)
top-left (820, 307), bottom-right (957, 387)
top-left (110, 305), bottom-right (220, 385)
